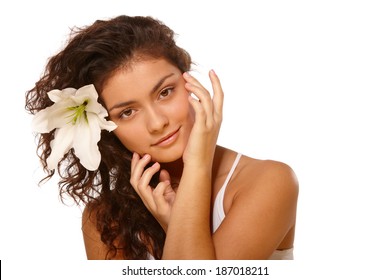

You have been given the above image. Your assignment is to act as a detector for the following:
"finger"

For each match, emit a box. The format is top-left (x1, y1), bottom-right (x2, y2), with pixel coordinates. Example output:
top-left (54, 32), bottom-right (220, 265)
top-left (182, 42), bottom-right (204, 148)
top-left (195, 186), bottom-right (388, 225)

top-left (152, 180), bottom-right (173, 231)
top-left (185, 83), bottom-right (213, 117)
top-left (159, 169), bottom-right (171, 183)
top-left (137, 162), bottom-right (161, 193)
top-left (183, 71), bottom-right (207, 89)
top-left (130, 154), bottom-right (152, 191)
top-left (209, 70), bottom-right (224, 121)
top-left (188, 95), bottom-right (207, 126)
top-left (135, 162), bottom-right (161, 209)
top-left (131, 152), bottom-right (140, 172)
top-left (183, 72), bottom-right (213, 117)
top-left (153, 180), bottom-right (172, 212)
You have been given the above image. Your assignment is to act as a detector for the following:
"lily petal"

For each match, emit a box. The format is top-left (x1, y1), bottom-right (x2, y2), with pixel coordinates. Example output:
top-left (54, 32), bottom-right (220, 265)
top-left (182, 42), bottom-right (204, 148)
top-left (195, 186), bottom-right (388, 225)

top-left (89, 112), bottom-right (117, 132)
top-left (72, 85), bottom-right (98, 106)
top-left (48, 88), bottom-right (76, 103)
top-left (73, 114), bottom-right (101, 171)
top-left (46, 124), bottom-right (75, 170)
top-left (78, 85), bottom-right (107, 116)
top-left (32, 99), bottom-right (77, 133)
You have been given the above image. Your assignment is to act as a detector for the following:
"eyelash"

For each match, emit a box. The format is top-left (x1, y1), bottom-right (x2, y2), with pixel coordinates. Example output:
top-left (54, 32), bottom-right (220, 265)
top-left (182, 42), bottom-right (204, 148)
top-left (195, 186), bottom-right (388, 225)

top-left (118, 87), bottom-right (174, 120)
top-left (158, 87), bottom-right (174, 99)
top-left (119, 108), bottom-right (134, 119)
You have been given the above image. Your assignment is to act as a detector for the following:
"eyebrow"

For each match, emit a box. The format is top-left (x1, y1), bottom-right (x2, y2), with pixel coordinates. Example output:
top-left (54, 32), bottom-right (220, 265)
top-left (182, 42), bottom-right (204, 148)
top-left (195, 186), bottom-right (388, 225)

top-left (108, 72), bottom-right (175, 112)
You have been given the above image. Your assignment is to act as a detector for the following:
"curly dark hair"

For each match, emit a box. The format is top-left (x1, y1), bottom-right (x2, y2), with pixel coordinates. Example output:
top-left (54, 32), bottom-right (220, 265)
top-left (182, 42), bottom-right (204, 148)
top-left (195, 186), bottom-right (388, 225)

top-left (25, 15), bottom-right (192, 259)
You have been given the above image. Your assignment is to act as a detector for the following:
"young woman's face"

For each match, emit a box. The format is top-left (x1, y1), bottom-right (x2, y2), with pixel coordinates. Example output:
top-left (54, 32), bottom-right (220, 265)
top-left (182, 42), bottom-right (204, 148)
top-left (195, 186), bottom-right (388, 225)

top-left (101, 58), bottom-right (194, 163)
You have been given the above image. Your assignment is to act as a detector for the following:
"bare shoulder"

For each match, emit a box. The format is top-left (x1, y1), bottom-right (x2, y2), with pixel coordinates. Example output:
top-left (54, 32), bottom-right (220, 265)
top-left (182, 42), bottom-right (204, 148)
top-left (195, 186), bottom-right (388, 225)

top-left (241, 156), bottom-right (297, 189)
top-left (214, 153), bottom-right (299, 258)
top-left (223, 154), bottom-right (299, 218)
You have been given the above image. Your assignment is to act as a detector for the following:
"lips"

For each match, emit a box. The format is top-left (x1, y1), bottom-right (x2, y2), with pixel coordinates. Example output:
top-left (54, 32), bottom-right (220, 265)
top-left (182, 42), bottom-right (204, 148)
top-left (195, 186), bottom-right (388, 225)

top-left (152, 128), bottom-right (180, 147)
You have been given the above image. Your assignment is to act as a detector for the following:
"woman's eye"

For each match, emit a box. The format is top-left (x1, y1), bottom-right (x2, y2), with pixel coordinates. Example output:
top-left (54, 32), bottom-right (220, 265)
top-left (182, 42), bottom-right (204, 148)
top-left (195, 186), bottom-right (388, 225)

top-left (119, 108), bottom-right (134, 119)
top-left (159, 87), bottom-right (173, 99)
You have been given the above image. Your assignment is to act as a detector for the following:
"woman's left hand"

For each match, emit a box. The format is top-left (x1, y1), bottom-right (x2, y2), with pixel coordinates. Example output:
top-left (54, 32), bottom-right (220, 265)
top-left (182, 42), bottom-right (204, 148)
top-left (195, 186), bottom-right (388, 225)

top-left (182, 70), bottom-right (224, 168)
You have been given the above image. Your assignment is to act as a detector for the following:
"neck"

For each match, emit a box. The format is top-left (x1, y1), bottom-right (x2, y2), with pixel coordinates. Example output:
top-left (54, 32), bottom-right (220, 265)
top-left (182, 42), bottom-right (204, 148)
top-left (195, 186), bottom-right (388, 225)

top-left (160, 158), bottom-right (184, 185)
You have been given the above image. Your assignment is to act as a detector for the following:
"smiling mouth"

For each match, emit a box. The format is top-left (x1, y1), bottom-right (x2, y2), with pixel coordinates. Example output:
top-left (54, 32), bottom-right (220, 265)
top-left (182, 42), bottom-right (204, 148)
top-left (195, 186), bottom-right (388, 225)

top-left (152, 128), bottom-right (180, 147)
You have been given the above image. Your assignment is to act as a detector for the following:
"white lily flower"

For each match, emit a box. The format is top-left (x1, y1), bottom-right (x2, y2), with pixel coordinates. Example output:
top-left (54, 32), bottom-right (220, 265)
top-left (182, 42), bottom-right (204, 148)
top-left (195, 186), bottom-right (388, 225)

top-left (32, 84), bottom-right (117, 171)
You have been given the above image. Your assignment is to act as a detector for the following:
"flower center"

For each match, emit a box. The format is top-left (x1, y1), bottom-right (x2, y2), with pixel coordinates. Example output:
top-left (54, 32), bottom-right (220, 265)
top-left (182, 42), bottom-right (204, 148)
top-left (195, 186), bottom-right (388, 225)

top-left (68, 100), bottom-right (89, 125)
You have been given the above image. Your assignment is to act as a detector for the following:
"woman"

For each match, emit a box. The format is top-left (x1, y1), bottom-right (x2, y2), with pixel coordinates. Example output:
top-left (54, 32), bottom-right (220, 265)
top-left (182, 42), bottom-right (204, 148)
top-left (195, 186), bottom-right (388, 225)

top-left (25, 15), bottom-right (298, 260)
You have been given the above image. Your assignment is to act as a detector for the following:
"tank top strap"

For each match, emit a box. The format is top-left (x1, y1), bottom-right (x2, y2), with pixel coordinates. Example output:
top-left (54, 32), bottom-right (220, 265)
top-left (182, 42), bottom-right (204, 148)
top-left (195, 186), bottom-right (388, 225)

top-left (212, 153), bottom-right (242, 232)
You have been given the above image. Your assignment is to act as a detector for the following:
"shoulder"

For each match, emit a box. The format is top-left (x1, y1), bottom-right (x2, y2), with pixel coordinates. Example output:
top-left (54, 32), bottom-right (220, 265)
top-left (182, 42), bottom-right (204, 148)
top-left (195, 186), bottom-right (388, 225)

top-left (230, 156), bottom-right (299, 209)
top-left (232, 156), bottom-right (299, 232)
top-left (238, 156), bottom-right (298, 191)
top-left (214, 154), bottom-right (298, 258)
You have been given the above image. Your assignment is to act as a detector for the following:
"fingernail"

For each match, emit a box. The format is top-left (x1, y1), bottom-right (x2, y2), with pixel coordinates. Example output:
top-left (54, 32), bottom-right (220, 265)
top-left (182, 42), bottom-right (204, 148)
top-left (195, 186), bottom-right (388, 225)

top-left (183, 72), bottom-right (191, 78)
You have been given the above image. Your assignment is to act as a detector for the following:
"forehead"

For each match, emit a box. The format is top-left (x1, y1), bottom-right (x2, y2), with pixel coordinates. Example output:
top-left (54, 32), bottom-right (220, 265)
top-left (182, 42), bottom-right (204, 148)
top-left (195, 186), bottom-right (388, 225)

top-left (101, 58), bottom-right (181, 107)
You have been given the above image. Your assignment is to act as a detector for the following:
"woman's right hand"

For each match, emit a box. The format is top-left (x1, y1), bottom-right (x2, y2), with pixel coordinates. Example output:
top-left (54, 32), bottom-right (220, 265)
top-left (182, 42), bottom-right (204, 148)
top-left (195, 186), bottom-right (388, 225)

top-left (130, 152), bottom-right (176, 232)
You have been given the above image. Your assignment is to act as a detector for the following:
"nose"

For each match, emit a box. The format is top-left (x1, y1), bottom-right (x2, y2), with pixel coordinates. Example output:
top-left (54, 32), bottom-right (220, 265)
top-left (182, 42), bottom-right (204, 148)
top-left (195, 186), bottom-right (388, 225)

top-left (146, 106), bottom-right (169, 133)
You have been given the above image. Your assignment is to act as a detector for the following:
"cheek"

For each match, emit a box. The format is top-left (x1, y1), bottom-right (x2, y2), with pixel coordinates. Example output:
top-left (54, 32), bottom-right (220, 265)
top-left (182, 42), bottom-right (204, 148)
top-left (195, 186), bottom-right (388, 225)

top-left (113, 123), bottom-right (145, 151)
top-left (170, 91), bottom-right (193, 120)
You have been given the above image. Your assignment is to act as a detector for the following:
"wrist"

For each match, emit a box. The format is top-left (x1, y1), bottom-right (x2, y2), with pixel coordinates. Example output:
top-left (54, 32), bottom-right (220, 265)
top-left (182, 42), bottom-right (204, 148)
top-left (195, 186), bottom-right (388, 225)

top-left (183, 162), bottom-right (212, 175)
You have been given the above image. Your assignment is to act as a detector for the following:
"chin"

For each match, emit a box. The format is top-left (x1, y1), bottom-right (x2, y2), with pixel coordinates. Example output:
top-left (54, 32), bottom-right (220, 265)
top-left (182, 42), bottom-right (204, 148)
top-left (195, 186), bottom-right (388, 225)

top-left (150, 145), bottom-right (184, 163)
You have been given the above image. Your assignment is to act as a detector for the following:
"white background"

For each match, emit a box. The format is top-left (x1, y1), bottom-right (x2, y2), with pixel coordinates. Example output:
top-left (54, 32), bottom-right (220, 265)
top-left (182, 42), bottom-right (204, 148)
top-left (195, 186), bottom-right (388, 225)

top-left (1, 0), bottom-right (389, 279)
